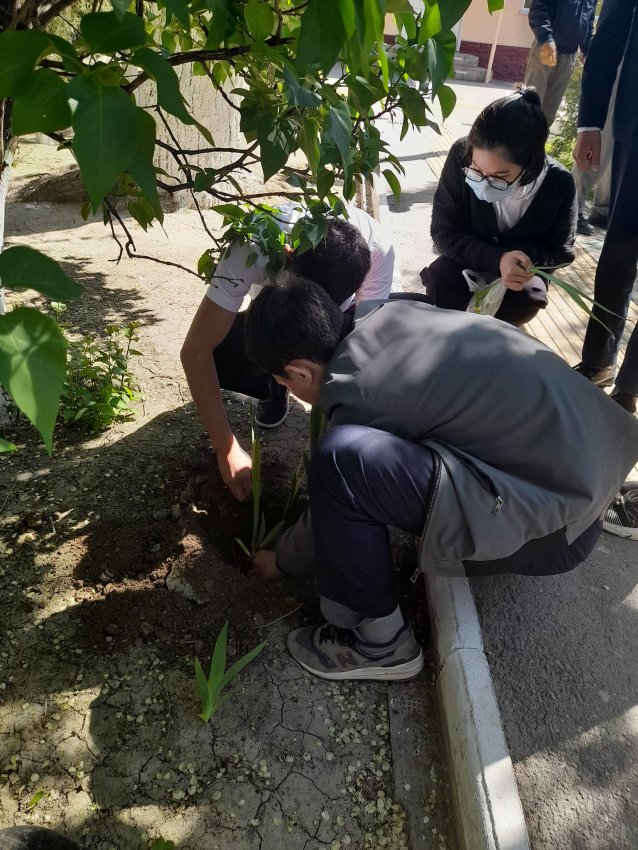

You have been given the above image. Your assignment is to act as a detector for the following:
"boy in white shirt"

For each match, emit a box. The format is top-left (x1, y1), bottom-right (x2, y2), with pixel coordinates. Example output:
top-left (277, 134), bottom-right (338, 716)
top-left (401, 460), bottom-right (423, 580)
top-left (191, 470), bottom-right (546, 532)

top-left (181, 203), bottom-right (399, 501)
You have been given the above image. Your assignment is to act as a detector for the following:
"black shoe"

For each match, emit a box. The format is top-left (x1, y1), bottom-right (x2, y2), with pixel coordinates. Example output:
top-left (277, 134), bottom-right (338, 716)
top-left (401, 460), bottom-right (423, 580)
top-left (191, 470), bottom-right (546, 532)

top-left (255, 382), bottom-right (290, 428)
top-left (603, 489), bottom-right (638, 540)
top-left (573, 362), bottom-right (616, 387)
top-left (588, 211), bottom-right (608, 230)
top-left (611, 388), bottom-right (637, 414)
top-left (577, 214), bottom-right (594, 236)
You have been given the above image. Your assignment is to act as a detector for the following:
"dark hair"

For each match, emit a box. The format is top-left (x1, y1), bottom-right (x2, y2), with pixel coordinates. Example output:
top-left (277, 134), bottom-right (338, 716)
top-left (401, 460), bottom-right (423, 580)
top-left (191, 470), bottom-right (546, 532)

top-left (245, 277), bottom-right (345, 376)
top-left (289, 217), bottom-right (371, 305)
top-left (466, 86), bottom-right (548, 186)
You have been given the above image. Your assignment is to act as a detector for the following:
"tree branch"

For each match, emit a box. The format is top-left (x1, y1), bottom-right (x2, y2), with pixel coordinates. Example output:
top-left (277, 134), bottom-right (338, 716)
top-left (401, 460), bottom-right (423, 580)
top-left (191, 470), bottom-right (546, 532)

top-left (37, 0), bottom-right (80, 26)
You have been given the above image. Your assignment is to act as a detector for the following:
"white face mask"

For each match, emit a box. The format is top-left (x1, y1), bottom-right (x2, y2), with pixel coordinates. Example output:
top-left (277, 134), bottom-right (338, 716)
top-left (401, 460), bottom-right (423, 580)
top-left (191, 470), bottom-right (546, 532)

top-left (465, 174), bottom-right (520, 204)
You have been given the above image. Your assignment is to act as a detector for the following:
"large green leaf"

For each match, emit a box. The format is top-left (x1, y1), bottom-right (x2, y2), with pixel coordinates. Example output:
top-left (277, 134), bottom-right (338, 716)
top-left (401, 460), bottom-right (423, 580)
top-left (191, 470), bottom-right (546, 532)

top-left (68, 74), bottom-right (141, 210)
top-left (80, 11), bottom-right (147, 53)
top-left (0, 307), bottom-right (66, 455)
top-left (0, 247), bottom-right (82, 302)
top-left (437, 84), bottom-right (457, 120)
top-left (438, 0), bottom-right (472, 31)
top-left (399, 86), bottom-right (427, 126)
top-left (297, 0), bottom-right (349, 72)
top-left (133, 48), bottom-right (191, 123)
top-left (283, 67), bottom-right (322, 108)
top-left (0, 31), bottom-right (50, 99)
top-left (428, 31), bottom-right (457, 94)
top-left (11, 69), bottom-right (72, 136)
top-left (205, 0), bottom-right (236, 49)
top-left (418, 2), bottom-right (441, 43)
top-left (325, 101), bottom-right (352, 167)
top-left (257, 119), bottom-right (293, 181)
top-left (244, 0), bottom-right (274, 40)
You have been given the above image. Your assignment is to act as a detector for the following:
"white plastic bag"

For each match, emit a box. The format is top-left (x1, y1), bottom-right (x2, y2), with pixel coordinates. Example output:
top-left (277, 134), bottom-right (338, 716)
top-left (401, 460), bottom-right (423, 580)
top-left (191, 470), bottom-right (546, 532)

top-left (464, 269), bottom-right (507, 317)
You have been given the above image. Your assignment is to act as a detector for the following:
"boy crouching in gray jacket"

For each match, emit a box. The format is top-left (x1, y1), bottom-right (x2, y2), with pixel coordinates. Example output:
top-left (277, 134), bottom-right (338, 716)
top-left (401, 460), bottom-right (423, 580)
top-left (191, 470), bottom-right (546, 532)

top-left (243, 279), bottom-right (638, 682)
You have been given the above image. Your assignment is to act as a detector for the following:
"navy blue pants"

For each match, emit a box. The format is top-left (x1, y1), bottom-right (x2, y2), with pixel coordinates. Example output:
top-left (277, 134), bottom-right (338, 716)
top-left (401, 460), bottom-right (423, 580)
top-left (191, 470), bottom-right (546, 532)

top-left (582, 136), bottom-right (638, 394)
top-left (308, 426), bottom-right (601, 619)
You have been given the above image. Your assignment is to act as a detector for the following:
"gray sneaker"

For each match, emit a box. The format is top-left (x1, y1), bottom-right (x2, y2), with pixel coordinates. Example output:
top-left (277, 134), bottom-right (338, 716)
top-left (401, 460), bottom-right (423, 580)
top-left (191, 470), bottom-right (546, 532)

top-left (286, 620), bottom-right (424, 681)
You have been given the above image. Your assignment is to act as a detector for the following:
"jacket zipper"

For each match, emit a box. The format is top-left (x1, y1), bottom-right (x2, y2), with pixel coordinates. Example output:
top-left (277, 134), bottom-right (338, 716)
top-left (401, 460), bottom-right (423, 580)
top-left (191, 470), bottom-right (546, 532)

top-left (412, 452), bottom-right (441, 583)
top-left (443, 444), bottom-right (504, 515)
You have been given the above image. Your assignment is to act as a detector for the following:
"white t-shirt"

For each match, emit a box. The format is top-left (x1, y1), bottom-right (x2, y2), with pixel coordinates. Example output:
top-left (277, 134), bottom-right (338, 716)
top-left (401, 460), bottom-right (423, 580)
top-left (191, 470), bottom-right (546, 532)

top-left (206, 203), bottom-right (400, 313)
top-left (493, 164), bottom-right (549, 233)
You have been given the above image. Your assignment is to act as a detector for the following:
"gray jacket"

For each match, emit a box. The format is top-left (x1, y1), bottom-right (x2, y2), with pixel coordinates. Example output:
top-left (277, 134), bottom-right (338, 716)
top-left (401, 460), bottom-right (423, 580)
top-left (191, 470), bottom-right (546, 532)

top-left (320, 301), bottom-right (638, 576)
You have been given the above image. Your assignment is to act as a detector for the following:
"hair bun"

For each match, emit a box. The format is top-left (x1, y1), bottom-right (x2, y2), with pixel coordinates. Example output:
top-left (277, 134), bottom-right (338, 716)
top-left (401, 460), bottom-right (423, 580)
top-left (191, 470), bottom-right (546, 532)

top-left (515, 84), bottom-right (542, 108)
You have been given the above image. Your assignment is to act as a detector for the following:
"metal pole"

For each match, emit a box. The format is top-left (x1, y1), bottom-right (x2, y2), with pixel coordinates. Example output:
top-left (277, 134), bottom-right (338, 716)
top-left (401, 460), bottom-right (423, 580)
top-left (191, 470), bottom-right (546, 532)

top-left (485, 8), bottom-right (505, 84)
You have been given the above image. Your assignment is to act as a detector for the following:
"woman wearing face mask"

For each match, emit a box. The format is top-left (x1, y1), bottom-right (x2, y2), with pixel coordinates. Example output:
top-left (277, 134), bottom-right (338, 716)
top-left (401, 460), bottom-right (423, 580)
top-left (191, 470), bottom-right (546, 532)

top-left (422, 86), bottom-right (577, 326)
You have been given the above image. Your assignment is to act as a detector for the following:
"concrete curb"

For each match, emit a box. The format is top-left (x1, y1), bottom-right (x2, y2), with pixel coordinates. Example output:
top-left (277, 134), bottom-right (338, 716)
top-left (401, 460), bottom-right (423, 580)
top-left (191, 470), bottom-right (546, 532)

top-left (426, 576), bottom-right (531, 850)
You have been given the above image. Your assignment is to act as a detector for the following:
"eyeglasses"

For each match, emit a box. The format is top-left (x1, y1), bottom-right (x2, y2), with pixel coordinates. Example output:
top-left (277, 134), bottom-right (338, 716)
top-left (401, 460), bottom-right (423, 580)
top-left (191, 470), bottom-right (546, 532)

top-left (463, 166), bottom-right (520, 192)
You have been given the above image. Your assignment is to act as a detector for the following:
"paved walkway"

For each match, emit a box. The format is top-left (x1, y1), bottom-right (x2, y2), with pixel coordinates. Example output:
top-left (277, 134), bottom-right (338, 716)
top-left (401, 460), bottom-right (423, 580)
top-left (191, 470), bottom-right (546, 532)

top-left (380, 79), bottom-right (638, 850)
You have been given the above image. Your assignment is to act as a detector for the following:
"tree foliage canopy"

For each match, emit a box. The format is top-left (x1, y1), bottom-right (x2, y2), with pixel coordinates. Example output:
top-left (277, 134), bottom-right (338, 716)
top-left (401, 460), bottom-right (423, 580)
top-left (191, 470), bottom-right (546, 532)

top-left (0, 0), bottom-right (503, 453)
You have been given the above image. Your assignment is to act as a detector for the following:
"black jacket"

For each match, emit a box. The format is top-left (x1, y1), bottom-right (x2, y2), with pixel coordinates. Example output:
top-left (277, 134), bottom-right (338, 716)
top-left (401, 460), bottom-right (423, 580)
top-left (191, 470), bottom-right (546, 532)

top-left (578, 0), bottom-right (638, 140)
top-left (528, 0), bottom-right (596, 55)
top-left (431, 139), bottom-right (577, 278)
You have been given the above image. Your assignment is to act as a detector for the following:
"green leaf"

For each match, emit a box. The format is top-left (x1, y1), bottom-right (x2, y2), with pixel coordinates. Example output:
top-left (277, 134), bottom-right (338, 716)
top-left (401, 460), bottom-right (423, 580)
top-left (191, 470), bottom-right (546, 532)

top-left (150, 839), bottom-right (175, 850)
top-left (260, 520), bottom-right (285, 549)
top-left (487, 0), bottom-right (505, 11)
top-left (399, 86), bottom-right (427, 126)
top-left (0, 247), bottom-right (82, 302)
top-left (110, 0), bottom-right (130, 19)
top-left (386, 0), bottom-right (413, 10)
top-left (0, 31), bottom-right (50, 99)
top-left (297, 0), bottom-right (349, 72)
top-left (244, 0), bottom-right (274, 40)
top-left (257, 120), bottom-right (293, 181)
top-left (382, 168), bottom-right (401, 201)
top-left (47, 35), bottom-right (84, 74)
top-left (205, 0), bottom-right (236, 49)
top-left (11, 69), bottom-right (72, 136)
top-left (80, 12), bottom-right (147, 53)
top-left (68, 74), bottom-right (140, 210)
top-left (216, 640), bottom-right (266, 696)
top-left (209, 622), bottom-right (228, 691)
top-left (0, 438), bottom-right (17, 453)
top-left (27, 790), bottom-right (46, 810)
top-left (419, 2), bottom-right (441, 43)
top-left (213, 204), bottom-right (246, 220)
top-left (428, 31), bottom-right (457, 95)
top-left (0, 308), bottom-right (66, 455)
top-left (163, 0), bottom-right (190, 27)
top-left (436, 84), bottom-right (457, 120)
top-left (438, 0), bottom-right (472, 31)
top-left (325, 101), bottom-right (352, 167)
top-left (301, 116), bottom-right (320, 177)
top-left (133, 48), bottom-right (191, 124)
top-left (395, 11), bottom-right (417, 39)
top-left (283, 67), bottom-right (322, 108)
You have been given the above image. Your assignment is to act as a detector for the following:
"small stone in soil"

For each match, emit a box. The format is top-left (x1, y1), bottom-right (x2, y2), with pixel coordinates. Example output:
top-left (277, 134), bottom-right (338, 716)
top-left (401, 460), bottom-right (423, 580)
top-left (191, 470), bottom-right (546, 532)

top-left (139, 621), bottom-right (154, 638)
top-left (104, 623), bottom-right (120, 637)
top-left (24, 511), bottom-right (44, 529)
top-left (253, 613), bottom-right (265, 626)
top-left (170, 504), bottom-right (181, 520)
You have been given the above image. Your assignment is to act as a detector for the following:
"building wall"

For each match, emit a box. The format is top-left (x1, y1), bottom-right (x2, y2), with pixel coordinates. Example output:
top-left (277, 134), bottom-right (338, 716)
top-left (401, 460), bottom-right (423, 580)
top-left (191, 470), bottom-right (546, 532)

top-left (459, 41), bottom-right (530, 81)
top-left (461, 0), bottom-right (534, 48)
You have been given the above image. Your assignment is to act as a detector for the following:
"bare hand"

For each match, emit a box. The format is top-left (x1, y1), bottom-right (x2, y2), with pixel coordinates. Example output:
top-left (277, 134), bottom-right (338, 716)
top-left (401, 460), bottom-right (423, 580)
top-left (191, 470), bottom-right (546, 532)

top-left (539, 41), bottom-right (557, 67)
top-left (217, 437), bottom-right (252, 501)
top-left (499, 250), bottom-right (533, 291)
top-left (573, 129), bottom-right (602, 171)
top-left (248, 549), bottom-right (282, 581)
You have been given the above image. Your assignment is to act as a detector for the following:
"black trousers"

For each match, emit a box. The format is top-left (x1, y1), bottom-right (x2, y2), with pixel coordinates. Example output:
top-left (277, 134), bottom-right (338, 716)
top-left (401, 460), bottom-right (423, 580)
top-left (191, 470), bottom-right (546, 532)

top-left (581, 136), bottom-right (638, 395)
top-left (421, 255), bottom-right (549, 327)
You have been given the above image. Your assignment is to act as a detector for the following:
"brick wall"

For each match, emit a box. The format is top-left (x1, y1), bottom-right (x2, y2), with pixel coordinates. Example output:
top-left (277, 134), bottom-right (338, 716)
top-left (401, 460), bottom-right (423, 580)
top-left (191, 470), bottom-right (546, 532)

top-left (459, 41), bottom-right (530, 82)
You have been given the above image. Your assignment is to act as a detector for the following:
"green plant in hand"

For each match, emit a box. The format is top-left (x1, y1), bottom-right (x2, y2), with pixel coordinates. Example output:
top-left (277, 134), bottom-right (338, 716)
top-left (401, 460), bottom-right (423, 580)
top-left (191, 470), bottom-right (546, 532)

top-left (58, 319), bottom-right (143, 432)
top-left (235, 406), bottom-right (286, 558)
top-left (194, 622), bottom-right (266, 723)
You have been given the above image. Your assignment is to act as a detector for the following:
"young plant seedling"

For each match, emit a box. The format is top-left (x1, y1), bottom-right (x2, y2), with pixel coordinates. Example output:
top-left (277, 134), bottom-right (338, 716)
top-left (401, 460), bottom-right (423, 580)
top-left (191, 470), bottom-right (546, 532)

top-left (150, 840), bottom-right (175, 850)
top-left (235, 406), bottom-right (286, 558)
top-left (194, 622), bottom-right (266, 723)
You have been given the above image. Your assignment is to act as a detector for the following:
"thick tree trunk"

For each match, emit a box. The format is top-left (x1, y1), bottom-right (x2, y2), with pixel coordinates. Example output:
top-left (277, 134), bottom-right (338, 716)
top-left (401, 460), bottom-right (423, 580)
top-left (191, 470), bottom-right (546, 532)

top-left (136, 68), bottom-right (242, 210)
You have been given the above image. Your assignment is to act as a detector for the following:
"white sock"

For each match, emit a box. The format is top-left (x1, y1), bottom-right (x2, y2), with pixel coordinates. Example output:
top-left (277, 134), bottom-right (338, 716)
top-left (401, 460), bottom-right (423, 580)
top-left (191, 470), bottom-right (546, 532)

top-left (356, 606), bottom-right (404, 644)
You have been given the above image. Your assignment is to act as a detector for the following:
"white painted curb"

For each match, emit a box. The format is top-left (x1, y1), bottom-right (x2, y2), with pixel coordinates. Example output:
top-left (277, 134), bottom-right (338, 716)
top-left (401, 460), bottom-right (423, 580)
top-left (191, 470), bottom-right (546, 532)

top-left (426, 576), bottom-right (531, 850)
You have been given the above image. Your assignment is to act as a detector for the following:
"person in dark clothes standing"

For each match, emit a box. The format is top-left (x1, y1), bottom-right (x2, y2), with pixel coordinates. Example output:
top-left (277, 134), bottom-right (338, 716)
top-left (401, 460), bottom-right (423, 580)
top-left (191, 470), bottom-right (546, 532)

top-left (525, 0), bottom-right (596, 127)
top-left (573, 0), bottom-right (638, 417)
top-left (422, 87), bottom-right (577, 327)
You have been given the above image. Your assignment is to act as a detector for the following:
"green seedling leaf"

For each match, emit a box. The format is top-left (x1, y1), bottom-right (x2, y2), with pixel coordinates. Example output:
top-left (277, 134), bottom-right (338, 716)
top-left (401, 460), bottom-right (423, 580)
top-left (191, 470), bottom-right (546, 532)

top-left (150, 839), bottom-right (175, 850)
top-left (216, 639), bottom-right (266, 695)
top-left (0, 308), bottom-right (66, 455)
top-left (531, 267), bottom-right (618, 332)
top-left (209, 621), bottom-right (228, 696)
top-left (235, 538), bottom-right (252, 558)
top-left (194, 657), bottom-right (211, 719)
top-left (0, 438), bottom-right (17, 453)
top-left (260, 520), bottom-right (285, 549)
top-left (27, 790), bottom-right (46, 810)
